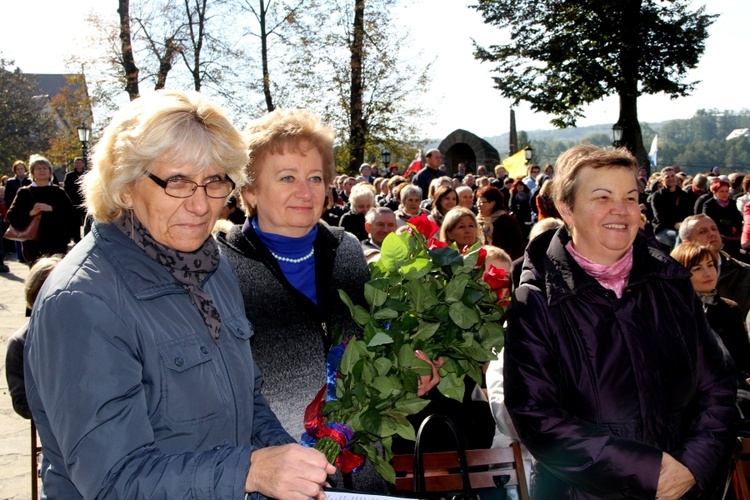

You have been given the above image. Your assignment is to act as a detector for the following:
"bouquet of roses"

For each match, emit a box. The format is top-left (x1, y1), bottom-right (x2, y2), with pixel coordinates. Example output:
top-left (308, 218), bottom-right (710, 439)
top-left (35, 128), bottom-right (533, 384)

top-left (302, 215), bottom-right (509, 483)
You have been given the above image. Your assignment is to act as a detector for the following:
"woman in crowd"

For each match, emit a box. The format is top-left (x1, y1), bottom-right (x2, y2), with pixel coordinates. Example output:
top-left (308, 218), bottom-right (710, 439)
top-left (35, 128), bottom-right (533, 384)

top-left (338, 182), bottom-right (375, 241)
top-left (535, 176), bottom-right (560, 220)
top-left (504, 145), bottom-right (737, 499)
top-left (510, 178), bottom-right (533, 240)
top-left (6, 155), bottom-right (75, 264)
top-left (743, 200), bottom-right (750, 252)
top-left (671, 242), bottom-right (750, 382)
top-left (5, 255), bottom-right (61, 419)
top-left (476, 185), bottom-right (524, 260)
top-left (217, 109), bottom-right (437, 492)
top-left (440, 206), bottom-right (481, 249)
top-left (428, 185), bottom-right (457, 227)
top-left (25, 91), bottom-right (333, 499)
top-left (395, 184), bottom-right (428, 227)
top-left (703, 178), bottom-right (743, 258)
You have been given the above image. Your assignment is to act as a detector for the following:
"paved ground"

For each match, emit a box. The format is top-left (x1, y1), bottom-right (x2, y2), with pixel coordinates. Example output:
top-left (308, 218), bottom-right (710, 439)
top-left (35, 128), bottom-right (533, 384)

top-left (0, 255), bottom-right (35, 500)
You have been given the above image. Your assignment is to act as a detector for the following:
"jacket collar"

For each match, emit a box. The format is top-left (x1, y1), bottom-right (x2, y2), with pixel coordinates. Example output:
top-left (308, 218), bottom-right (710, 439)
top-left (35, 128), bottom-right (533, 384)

top-left (92, 221), bottom-right (187, 300)
top-left (522, 226), bottom-right (690, 306)
top-left (216, 221), bottom-right (345, 317)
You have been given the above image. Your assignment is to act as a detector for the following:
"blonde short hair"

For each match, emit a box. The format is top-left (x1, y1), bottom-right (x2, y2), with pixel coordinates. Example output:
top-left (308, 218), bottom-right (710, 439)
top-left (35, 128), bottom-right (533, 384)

top-left (552, 145), bottom-right (637, 209)
top-left (83, 90), bottom-right (249, 222)
top-left (28, 155), bottom-right (52, 181)
top-left (243, 109), bottom-right (335, 216)
top-left (440, 207), bottom-right (480, 246)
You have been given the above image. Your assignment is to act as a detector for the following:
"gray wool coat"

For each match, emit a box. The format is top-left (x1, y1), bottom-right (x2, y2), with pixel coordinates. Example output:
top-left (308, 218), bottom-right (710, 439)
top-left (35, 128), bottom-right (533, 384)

top-left (216, 222), bottom-right (369, 442)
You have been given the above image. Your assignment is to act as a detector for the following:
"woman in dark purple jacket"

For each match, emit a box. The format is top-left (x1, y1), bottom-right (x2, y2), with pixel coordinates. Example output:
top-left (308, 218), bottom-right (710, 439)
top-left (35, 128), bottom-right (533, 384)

top-left (504, 145), bottom-right (737, 499)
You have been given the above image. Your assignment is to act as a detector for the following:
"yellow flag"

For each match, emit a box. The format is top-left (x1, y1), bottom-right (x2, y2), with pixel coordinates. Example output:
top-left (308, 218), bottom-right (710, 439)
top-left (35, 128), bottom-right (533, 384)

top-left (502, 149), bottom-right (528, 180)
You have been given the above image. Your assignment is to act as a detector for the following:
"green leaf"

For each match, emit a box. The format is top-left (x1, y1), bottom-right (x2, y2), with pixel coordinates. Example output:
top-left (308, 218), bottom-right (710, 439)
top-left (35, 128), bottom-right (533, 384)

top-left (404, 280), bottom-right (428, 312)
top-left (384, 298), bottom-right (409, 312)
top-left (444, 273), bottom-right (470, 303)
top-left (373, 308), bottom-right (399, 320)
top-left (395, 395), bottom-right (431, 415)
top-left (401, 257), bottom-right (433, 280)
top-left (373, 357), bottom-right (393, 377)
top-left (412, 321), bottom-right (440, 342)
top-left (430, 247), bottom-right (464, 266)
top-left (361, 408), bottom-right (382, 434)
top-left (340, 340), bottom-right (361, 375)
top-left (449, 301), bottom-right (480, 329)
top-left (462, 287), bottom-right (485, 307)
top-left (411, 358), bottom-right (433, 376)
top-left (438, 371), bottom-right (465, 401)
top-left (398, 343), bottom-right (415, 367)
top-left (365, 279), bottom-right (389, 308)
top-left (390, 413), bottom-right (417, 441)
top-left (372, 375), bottom-right (397, 396)
top-left (402, 369), bottom-right (419, 393)
top-left (379, 232), bottom-right (411, 272)
top-left (371, 454), bottom-right (396, 485)
top-left (368, 331), bottom-right (394, 347)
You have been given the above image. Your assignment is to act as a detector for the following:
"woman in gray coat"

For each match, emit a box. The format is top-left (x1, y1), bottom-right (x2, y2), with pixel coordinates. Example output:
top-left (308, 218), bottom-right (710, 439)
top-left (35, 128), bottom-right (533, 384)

top-left (25, 91), bottom-right (334, 500)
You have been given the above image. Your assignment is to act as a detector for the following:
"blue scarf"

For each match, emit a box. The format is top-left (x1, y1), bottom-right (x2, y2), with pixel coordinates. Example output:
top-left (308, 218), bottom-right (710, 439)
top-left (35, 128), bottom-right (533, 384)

top-left (247, 217), bottom-right (318, 304)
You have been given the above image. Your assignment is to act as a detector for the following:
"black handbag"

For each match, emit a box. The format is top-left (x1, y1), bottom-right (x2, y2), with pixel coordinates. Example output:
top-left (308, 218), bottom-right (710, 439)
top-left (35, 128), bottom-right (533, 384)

top-left (411, 414), bottom-right (510, 500)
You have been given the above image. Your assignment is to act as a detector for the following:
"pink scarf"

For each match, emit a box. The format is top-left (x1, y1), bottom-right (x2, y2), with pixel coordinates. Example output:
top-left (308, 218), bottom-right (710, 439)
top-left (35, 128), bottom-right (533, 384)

top-left (565, 242), bottom-right (634, 298)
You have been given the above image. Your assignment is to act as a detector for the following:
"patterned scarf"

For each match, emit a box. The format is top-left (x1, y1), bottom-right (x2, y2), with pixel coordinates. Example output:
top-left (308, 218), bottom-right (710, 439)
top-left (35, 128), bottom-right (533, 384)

top-left (565, 242), bottom-right (634, 298)
top-left (699, 289), bottom-right (718, 308)
top-left (115, 212), bottom-right (223, 344)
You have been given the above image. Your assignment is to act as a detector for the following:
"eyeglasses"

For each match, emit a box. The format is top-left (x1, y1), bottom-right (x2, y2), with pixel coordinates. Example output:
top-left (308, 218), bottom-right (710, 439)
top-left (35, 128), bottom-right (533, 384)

top-left (147, 172), bottom-right (235, 199)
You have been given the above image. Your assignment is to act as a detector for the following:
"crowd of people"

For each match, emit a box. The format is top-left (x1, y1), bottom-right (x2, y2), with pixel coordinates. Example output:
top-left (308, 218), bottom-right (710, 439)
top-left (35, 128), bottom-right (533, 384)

top-left (2, 91), bottom-right (750, 499)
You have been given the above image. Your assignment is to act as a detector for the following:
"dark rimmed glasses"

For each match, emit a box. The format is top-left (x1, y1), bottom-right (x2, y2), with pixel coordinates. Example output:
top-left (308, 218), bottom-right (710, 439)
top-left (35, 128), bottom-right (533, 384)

top-left (147, 172), bottom-right (235, 199)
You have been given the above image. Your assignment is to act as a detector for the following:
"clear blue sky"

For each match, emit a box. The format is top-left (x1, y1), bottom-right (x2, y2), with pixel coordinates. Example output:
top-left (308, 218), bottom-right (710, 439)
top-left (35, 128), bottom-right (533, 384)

top-left (1, 0), bottom-right (747, 138)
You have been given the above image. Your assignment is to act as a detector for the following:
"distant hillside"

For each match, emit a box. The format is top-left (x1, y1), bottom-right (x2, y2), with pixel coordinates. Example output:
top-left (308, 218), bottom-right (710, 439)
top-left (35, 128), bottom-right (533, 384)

top-left (482, 122), bottom-right (667, 150)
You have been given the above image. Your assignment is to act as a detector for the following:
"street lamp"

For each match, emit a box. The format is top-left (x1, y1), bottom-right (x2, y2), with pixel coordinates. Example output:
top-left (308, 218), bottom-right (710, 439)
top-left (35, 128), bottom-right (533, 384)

top-left (381, 149), bottom-right (391, 173)
top-left (524, 146), bottom-right (534, 163)
top-left (77, 124), bottom-right (91, 168)
top-left (612, 124), bottom-right (624, 148)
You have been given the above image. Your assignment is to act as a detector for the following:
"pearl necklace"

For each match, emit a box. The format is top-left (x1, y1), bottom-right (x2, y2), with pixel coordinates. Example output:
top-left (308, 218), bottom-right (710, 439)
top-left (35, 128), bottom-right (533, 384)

top-left (271, 247), bottom-right (315, 264)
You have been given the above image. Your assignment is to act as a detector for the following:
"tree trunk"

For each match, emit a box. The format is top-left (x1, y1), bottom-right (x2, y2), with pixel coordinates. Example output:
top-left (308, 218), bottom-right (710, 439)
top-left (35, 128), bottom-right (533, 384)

top-left (260, 0), bottom-right (275, 112)
top-left (348, 0), bottom-right (366, 173)
top-left (118, 0), bottom-right (140, 100)
top-left (154, 37), bottom-right (179, 90)
top-left (616, 0), bottom-right (648, 169)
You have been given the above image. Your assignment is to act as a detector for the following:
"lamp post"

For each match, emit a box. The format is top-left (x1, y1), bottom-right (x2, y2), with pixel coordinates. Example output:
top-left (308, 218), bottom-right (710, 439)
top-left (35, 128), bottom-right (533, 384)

top-left (524, 146), bottom-right (534, 163)
top-left (612, 124), bottom-right (624, 148)
top-left (77, 124), bottom-right (91, 168)
top-left (381, 149), bottom-right (391, 174)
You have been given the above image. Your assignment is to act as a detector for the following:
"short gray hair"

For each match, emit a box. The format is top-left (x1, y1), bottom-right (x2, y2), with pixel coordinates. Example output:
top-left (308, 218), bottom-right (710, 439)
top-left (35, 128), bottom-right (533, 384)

top-left (365, 206), bottom-right (395, 224)
top-left (400, 184), bottom-right (422, 202)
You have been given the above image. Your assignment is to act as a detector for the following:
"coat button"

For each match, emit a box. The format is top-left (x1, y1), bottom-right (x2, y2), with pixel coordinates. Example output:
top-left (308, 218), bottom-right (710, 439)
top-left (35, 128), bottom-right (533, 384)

top-left (200, 346), bottom-right (209, 354)
top-left (174, 357), bottom-right (184, 367)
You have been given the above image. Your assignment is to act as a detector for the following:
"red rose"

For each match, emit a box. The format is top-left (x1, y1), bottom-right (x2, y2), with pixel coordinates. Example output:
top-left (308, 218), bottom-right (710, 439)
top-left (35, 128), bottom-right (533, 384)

top-left (474, 247), bottom-right (487, 269)
top-left (427, 238), bottom-right (448, 250)
top-left (483, 265), bottom-right (510, 294)
top-left (409, 214), bottom-right (440, 239)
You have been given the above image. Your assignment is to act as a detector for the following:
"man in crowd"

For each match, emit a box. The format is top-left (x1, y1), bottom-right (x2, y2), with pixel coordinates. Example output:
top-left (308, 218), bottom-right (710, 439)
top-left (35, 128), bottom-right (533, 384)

top-left (413, 149), bottom-right (443, 199)
top-left (361, 207), bottom-right (397, 263)
top-left (683, 173), bottom-right (707, 215)
top-left (452, 162), bottom-right (467, 182)
top-left (651, 166), bottom-right (691, 249)
top-left (680, 214), bottom-right (750, 319)
top-left (64, 157), bottom-right (87, 243)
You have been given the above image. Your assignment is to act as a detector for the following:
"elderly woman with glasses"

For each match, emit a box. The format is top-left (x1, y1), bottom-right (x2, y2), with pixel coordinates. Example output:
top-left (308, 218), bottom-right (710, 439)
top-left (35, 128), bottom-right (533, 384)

top-left (24, 91), bottom-right (334, 500)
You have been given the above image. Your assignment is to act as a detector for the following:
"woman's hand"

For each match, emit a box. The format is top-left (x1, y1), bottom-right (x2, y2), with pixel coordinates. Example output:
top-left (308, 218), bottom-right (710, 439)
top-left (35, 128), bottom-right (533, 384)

top-left (29, 203), bottom-right (53, 216)
top-left (245, 444), bottom-right (335, 500)
top-left (415, 350), bottom-right (444, 396)
top-left (655, 452), bottom-right (695, 499)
